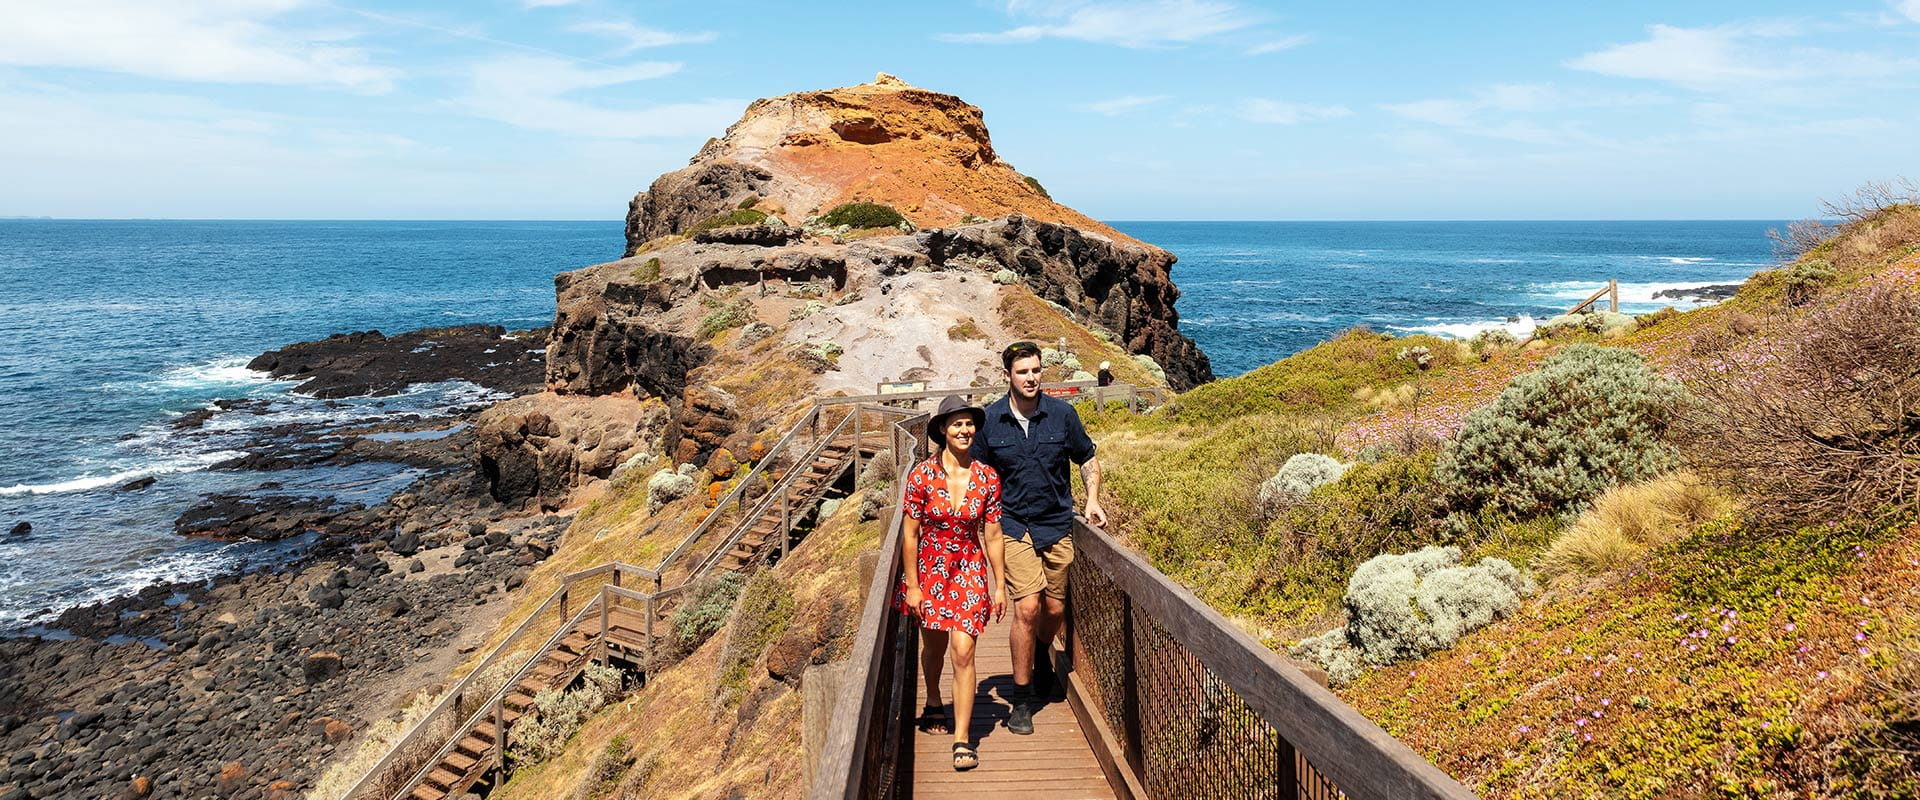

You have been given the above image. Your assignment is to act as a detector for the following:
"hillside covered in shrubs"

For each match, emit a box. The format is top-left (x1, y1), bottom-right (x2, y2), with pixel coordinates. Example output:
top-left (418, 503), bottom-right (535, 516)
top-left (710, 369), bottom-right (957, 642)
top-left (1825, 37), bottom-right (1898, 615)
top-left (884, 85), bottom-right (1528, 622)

top-left (1081, 191), bottom-right (1920, 797)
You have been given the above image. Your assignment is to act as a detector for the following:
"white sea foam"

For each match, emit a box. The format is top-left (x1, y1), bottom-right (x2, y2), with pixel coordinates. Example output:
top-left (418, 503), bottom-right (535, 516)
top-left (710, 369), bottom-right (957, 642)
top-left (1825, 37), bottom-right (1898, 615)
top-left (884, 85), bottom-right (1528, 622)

top-left (1390, 315), bottom-right (1539, 340)
top-left (1531, 280), bottom-right (1739, 309)
top-left (150, 357), bottom-right (282, 390)
top-left (0, 451), bottom-right (242, 496)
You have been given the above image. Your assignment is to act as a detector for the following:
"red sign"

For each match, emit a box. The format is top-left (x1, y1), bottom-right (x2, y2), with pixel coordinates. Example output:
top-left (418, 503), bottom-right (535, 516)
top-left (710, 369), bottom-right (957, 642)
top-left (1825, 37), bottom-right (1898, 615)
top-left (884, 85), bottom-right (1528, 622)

top-left (1043, 387), bottom-right (1081, 398)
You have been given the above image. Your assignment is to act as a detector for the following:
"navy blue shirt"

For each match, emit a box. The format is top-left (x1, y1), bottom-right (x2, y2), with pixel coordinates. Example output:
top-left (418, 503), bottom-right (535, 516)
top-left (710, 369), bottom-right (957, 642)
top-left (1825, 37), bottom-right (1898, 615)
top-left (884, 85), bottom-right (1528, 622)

top-left (971, 393), bottom-right (1097, 548)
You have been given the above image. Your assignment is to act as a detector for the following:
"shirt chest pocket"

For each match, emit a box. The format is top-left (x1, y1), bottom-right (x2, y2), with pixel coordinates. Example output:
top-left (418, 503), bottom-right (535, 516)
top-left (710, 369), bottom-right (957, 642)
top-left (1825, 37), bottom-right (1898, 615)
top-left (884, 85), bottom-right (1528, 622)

top-left (1035, 429), bottom-right (1068, 468)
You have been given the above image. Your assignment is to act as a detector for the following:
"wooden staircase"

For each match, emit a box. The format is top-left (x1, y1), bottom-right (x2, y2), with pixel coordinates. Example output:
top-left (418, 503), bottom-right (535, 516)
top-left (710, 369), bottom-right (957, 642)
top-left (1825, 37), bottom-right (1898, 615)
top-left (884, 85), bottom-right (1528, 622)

top-left (716, 437), bottom-right (881, 573)
top-left (395, 442), bottom-right (876, 800)
top-left (405, 608), bottom-right (656, 800)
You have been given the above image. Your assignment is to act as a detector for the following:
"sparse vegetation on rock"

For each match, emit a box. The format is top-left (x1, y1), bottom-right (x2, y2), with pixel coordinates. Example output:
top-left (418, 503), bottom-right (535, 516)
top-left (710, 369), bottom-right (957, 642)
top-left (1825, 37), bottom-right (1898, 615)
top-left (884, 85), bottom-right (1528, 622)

top-left (696, 299), bottom-right (756, 340)
top-left (645, 468), bottom-right (695, 513)
top-left (686, 208), bottom-right (768, 235)
top-left (817, 202), bottom-right (905, 230)
top-left (508, 662), bottom-right (625, 766)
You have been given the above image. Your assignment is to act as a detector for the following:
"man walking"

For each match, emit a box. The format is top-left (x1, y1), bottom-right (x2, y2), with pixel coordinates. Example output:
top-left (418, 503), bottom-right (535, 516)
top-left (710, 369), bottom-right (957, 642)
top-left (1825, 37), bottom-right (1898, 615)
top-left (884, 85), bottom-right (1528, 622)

top-left (973, 341), bottom-right (1104, 735)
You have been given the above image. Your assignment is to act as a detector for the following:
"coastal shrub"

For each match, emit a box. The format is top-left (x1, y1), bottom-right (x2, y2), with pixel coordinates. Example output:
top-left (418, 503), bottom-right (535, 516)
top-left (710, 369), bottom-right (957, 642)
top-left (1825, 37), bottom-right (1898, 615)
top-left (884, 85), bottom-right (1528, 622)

top-left (991, 268), bottom-right (1019, 285)
top-left (1768, 217), bottom-right (1837, 261)
top-left (1255, 453), bottom-right (1348, 516)
top-left (1635, 306), bottom-right (1680, 330)
top-left (736, 195), bottom-right (759, 210)
top-left (1068, 369), bottom-right (1095, 383)
top-left (1395, 345), bottom-right (1433, 369)
top-left (1132, 354), bottom-right (1168, 384)
top-left (1343, 546), bottom-right (1533, 665)
top-left (646, 468), bottom-right (696, 514)
top-left (1435, 345), bottom-right (1683, 518)
top-left (1279, 450), bottom-right (1443, 561)
top-left (508, 662), bottom-right (624, 765)
top-left (859, 448), bottom-right (896, 488)
top-left (1166, 330), bottom-right (1461, 423)
top-left (686, 208), bottom-right (767, 235)
top-left (1783, 258), bottom-right (1838, 305)
top-left (1023, 175), bottom-right (1051, 200)
top-left (1678, 283), bottom-right (1920, 525)
top-left (629, 257), bottom-right (662, 283)
top-left (1540, 472), bottom-right (1734, 580)
top-left (696, 299), bottom-right (756, 340)
top-left (668, 572), bottom-right (744, 665)
top-left (576, 734), bottom-right (633, 800)
top-left (1469, 329), bottom-right (1517, 357)
top-left (817, 202), bottom-right (904, 229)
top-left (737, 321), bottom-right (776, 346)
top-left (946, 318), bottom-right (986, 341)
top-left (718, 572), bottom-right (796, 697)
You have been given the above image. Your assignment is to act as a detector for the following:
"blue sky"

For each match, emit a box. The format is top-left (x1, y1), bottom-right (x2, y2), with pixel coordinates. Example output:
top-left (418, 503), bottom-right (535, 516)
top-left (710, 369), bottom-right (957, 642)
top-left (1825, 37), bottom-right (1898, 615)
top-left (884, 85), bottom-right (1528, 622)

top-left (4, 0), bottom-right (1919, 220)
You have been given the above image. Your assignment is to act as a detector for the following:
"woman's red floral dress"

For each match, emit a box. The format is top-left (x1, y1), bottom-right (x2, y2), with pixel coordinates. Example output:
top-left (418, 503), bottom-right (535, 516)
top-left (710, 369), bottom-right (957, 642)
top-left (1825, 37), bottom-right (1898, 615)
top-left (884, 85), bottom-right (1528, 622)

top-left (894, 457), bottom-right (1001, 635)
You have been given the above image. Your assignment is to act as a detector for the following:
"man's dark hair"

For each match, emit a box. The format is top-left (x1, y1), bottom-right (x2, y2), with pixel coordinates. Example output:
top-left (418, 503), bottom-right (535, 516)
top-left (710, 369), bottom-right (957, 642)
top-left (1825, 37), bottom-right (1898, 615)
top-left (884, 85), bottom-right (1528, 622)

top-left (1002, 341), bottom-right (1042, 371)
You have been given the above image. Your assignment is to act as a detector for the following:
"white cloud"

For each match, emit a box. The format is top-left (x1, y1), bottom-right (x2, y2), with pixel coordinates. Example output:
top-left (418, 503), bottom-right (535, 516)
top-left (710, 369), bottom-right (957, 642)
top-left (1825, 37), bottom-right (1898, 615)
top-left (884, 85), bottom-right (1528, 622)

top-left (1238, 98), bottom-right (1350, 124)
top-left (1567, 21), bottom-right (1920, 90)
top-left (0, 0), bottom-right (396, 92)
top-left (1074, 95), bottom-right (1169, 115)
top-left (450, 56), bottom-right (742, 139)
top-left (940, 0), bottom-right (1256, 48)
top-left (1246, 34), bottom-right (1310, 55)
top-left (524, 0), bottom-right (581, 7)
top-left (571, 21), bottom-right (717, 52)
top-left (1895, 0), bottom-right (1920, 23)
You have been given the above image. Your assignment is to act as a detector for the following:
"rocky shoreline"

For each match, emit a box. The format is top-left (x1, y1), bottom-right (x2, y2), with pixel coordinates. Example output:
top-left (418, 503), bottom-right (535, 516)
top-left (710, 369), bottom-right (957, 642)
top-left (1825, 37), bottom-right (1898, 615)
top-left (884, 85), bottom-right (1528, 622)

top-left (0, 324), bottom-right (562, 800)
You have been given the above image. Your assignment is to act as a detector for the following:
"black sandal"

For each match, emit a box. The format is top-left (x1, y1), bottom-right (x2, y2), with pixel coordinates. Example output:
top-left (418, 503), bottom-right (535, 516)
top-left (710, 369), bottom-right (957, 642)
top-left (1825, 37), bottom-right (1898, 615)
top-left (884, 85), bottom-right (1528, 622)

top-left (951, 741), bottom-right (978, 771)
top-left (916, 704), bottom-right (952, 735)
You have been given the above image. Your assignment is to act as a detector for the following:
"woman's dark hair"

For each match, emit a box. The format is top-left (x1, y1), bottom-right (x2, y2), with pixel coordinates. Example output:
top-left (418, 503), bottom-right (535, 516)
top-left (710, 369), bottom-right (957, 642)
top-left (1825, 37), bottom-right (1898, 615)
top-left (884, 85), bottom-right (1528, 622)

top-left (1001, 340), bottom-right (1042, 370)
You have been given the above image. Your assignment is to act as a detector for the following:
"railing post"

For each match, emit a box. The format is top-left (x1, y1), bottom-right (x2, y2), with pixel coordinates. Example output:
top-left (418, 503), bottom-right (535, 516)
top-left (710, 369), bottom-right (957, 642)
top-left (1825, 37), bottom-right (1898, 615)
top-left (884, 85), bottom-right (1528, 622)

top-left (780, 488), bottom-right (790, 560)
top-left (853, 406), bottom-right (864, 479)
top-left (643, 594), bottom-right (657, 677)
top-left (598, 586), bottom-right (611, 664)
top-left (558, 588), bottom-right (568, 622)
top-left (492, 698), bottom-right (506, 786)
top-left (612, 568), bottom-right (622, 589)
top-left (1609, 278), bottom-right (1620, 313)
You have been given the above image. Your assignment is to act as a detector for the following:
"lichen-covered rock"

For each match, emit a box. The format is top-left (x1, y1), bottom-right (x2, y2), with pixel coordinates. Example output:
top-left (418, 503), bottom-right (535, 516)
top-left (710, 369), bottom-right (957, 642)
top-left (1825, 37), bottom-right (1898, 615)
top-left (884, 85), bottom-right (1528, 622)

top-left (663, 385), bottom-right (740, 467)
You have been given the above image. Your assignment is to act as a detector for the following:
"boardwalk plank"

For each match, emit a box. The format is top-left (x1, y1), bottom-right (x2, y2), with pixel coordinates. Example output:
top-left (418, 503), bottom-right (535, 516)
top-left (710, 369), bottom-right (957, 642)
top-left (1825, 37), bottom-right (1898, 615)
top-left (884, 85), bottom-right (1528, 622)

top-left (910, 618), bottom-right (1115, 798)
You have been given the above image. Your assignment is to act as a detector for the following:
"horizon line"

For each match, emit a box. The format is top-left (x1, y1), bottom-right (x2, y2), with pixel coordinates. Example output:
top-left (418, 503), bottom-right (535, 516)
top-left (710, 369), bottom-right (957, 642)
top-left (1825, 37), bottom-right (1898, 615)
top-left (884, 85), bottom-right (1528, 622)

top-left (1, 216), bottom-right (1802, 224)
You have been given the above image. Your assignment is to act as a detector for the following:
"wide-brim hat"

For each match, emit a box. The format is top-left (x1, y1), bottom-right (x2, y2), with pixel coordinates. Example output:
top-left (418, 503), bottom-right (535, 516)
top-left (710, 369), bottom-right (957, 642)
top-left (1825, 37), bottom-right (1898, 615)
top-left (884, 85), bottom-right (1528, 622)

top-left (926, 394), bottom-right (986, 451)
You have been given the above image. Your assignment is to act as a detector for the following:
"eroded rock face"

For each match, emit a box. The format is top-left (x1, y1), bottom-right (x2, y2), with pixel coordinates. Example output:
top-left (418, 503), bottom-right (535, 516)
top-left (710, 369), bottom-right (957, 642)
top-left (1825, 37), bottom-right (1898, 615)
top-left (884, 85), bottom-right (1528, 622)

top-left (913, 216), bottom-right (1213, 390)
top-left (663, 384), bottom-right (740, 467)
top-left (473, 393), bottom-right (668, 509)
top-left (625, 162), bottom-right (775, 255)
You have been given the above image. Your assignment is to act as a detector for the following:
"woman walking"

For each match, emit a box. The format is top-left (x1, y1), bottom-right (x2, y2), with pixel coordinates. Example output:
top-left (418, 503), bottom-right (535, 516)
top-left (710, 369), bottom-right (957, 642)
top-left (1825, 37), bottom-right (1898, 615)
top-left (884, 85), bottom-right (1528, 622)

top-left (896, 395), bottom-right (1007, 771)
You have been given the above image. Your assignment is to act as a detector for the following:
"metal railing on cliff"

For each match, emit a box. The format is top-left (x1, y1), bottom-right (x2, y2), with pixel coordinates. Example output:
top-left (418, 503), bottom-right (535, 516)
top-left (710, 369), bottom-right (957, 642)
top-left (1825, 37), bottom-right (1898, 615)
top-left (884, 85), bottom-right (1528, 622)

top-left (809, 397), bottom-right (1479, 799)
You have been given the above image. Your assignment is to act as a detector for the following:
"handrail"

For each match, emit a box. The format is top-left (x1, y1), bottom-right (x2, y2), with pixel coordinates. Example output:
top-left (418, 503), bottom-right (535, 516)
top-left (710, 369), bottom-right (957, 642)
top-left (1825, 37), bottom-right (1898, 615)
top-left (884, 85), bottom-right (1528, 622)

top-left (652, 404), bottom-right (822, 577)
top-left (1070, 521), bottom-right (1476, 799)
top-left (390, 589), bottom-right (608, 800)
top-left (815, 379), bottom-right (1144, 406)
top-left (338, 559), bottom-right (654, 800)
top-left (808, 411), bottom-right (925, 800)
top-left (687, 408), bottom-right (855, 577)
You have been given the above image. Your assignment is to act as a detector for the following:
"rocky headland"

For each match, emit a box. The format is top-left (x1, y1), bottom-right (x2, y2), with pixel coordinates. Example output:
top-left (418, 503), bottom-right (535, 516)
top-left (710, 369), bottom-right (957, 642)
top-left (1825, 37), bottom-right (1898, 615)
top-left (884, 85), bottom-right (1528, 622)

top-left (0, 74), bottom-right (1221, 800)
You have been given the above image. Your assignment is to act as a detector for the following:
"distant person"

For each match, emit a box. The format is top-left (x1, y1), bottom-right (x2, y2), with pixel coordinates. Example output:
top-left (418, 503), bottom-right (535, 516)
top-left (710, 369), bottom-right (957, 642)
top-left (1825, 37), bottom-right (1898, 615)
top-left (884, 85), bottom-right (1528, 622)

top-left (896, 395), bottom-right (1007, 771)
top-left (973, 341), bottom-right (1104, 735)
top-left (1096, 361), bottom-right (1113, 387)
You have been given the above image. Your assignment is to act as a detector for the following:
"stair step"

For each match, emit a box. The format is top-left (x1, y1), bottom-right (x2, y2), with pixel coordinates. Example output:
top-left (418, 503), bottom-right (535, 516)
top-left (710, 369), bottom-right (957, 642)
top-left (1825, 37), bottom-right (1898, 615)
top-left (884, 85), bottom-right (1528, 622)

top-left (472, 722), bottom-right (498, 743)
top-left (426, 767), bottom-right (463, 790)
top-left (454, 736), bottom-right (490, 760)
top-left (445, 751), bottom-right (479, 772)
top-left (410, 785), bottom-right (447, 800)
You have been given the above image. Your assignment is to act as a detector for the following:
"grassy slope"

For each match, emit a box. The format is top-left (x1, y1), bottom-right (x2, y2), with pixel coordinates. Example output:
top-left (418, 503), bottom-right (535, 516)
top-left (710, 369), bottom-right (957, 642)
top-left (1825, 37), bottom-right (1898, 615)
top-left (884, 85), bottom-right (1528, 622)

top-left (1088, 206), bottom-right (1920, 796)
top-left (492, 500), bottom-right (883, 800)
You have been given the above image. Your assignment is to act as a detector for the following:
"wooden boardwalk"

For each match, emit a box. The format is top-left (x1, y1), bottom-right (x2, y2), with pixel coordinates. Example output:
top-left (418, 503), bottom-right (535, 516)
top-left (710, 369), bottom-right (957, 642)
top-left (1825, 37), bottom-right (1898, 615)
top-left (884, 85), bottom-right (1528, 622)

top-left (912, 619), bottom-right (1115, 799)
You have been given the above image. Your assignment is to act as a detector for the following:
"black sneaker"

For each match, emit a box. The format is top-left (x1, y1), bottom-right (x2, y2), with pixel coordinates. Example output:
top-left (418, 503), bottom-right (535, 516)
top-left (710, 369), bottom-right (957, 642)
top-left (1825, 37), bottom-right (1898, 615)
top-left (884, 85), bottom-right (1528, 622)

top-left (1006, 695), bottom-right (1034, 735)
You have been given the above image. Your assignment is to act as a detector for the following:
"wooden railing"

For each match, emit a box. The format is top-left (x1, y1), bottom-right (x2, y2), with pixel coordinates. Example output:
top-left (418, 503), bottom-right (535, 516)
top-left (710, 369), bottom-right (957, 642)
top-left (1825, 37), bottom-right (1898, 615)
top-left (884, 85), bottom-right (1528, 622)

top-left (1063, 522), bottom-right (1473, 799)
top-left (339, 561), bottom-right (660, 800)
top-left (810, 419), bottom-right (1477, 800)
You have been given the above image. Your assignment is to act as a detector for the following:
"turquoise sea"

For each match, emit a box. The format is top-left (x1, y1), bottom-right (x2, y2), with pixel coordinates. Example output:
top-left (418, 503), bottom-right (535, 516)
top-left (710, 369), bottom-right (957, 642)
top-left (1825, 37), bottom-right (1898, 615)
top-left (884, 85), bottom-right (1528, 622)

top-left (0, 219), bottom-right (1779, 629)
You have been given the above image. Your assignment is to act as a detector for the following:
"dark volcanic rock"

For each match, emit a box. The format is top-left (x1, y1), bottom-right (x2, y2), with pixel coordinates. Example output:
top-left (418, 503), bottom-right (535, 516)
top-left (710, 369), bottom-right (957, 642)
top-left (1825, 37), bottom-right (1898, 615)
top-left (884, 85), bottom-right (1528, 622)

top-left (915, 216), bottom-right (1213, 389)
top-left (692, 224), bottom-right (805, 247)
top-left (120, 476), bottom-right (157, 491)
top-left (246, 324), bottom-right (546, 399)
top-left (7, 522), bottom-right (27, 536)
top-left (175, 494), bottom-right (350, 541)
top-left (625, 161), bottom-right (774, 255)
top-left (1652, 283), bottom-right (1740, 302)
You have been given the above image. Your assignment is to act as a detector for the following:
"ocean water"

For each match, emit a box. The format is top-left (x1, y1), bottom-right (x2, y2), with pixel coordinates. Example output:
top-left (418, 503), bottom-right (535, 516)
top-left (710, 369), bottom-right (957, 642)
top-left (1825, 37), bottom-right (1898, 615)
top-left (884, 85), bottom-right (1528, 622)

top-left (1114, 220), bottom-right (1780, 376)
top-left (0, 220), bottom-right (619, 629)
top-left (0, 219), bottom-right (1778, 629)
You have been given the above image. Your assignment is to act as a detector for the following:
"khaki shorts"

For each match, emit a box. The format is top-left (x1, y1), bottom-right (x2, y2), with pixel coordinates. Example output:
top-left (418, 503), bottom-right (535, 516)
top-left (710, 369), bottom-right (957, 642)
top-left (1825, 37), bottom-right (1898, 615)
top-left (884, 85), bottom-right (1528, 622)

top-left (1005, 533), bottom-right (1074, 601)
